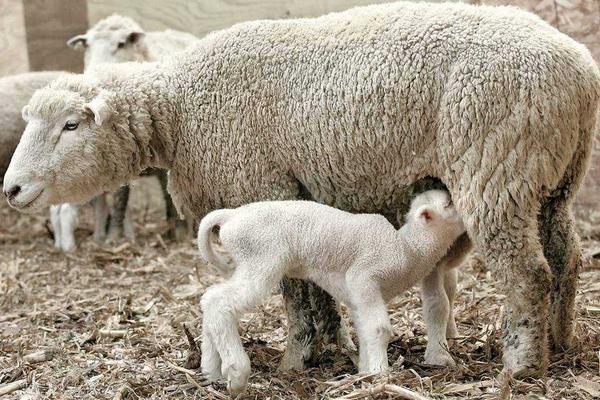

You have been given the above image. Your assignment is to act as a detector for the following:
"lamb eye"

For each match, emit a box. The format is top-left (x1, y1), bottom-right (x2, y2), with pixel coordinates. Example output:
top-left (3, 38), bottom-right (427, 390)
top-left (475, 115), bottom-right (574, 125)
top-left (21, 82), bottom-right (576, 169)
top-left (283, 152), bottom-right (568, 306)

top-left (117, 41), bottom-right (126, 49)
top-left (63, 121), bottom-right (79, 131)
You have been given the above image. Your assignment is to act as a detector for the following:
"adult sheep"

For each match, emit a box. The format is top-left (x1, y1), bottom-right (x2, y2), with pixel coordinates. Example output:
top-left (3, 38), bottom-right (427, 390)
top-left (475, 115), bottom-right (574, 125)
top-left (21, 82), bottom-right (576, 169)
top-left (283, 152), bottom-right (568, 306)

top-left (57, 14), bottom-right (199, 246)
top-left (4, 2), bottom-right (599, 378)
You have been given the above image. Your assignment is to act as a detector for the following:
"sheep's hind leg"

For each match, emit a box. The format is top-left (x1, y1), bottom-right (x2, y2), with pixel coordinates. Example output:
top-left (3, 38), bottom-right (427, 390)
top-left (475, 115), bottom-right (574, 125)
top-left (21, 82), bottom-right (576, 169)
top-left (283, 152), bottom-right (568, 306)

top-left (201, 263), bottom-right (283, 396)
top-left (422, 267), bottom-right (454, 366)
top-left (477, 214), bottom-right (551, 378)
top-left (539, 197), bottom-right (580, 352)
top-left (347, 278), bottom-right (392, 373)
top-left (107, 185), bottom-right (133, 243)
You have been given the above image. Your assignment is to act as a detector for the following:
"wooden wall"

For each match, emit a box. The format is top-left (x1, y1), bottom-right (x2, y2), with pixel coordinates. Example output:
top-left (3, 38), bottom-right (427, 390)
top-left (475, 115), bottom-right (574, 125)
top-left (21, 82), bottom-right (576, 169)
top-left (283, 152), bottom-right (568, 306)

top-left (0, 0), bottom-right (28, 76)
top-left (23, 0), bottom-right (88, 73)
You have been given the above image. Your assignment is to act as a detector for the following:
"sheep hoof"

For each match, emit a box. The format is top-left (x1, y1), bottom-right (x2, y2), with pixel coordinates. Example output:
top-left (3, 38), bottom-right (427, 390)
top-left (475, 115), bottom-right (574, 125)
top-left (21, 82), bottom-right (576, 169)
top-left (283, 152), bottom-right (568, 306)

top-left (424, 351), bottom-right (456, 367)
top-left (278, 351), bottom-right (306, 372)
top-left (225, 363), bottom-right (250, 397)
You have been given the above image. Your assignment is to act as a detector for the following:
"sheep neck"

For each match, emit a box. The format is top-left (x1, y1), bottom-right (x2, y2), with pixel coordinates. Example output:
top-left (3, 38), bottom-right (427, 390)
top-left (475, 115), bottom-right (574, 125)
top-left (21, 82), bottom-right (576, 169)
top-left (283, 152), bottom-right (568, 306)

top-left (386, 222), bottom-right (455, 294)
top-left (104, 65), bottom-right (180, 173)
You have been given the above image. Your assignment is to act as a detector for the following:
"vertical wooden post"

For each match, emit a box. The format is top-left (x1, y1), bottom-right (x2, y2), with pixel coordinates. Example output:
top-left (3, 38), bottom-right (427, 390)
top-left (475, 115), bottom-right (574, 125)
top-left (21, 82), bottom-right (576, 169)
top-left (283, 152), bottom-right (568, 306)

top-left (23, 0), bottom-right (88, 73)
top-left (0, 0), bottom-right (29, 77)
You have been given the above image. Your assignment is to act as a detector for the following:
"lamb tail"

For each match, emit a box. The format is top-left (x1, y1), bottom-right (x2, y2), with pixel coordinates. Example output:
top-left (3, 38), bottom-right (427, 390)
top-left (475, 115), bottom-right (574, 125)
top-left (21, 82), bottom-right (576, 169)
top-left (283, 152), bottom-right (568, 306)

top-left (197, 209), bottom-right (235, 271)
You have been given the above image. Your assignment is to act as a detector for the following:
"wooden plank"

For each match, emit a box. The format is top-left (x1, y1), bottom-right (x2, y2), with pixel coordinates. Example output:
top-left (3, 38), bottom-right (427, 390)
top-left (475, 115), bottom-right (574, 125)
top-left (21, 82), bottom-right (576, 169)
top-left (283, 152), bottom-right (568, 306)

top-left (23, 0), bottom-right (88, 72)
top-left (87, 0), bottom-right (463, 38)
top-left (0, 0), bottom-right (29, 77)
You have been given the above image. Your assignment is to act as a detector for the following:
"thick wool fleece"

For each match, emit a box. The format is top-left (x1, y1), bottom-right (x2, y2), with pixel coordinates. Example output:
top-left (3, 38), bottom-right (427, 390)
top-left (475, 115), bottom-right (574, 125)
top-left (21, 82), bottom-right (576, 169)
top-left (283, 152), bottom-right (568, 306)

top-left (7, 2), bottom-right (600, 377)
top-left (0, 71), bottom-right (64, 181)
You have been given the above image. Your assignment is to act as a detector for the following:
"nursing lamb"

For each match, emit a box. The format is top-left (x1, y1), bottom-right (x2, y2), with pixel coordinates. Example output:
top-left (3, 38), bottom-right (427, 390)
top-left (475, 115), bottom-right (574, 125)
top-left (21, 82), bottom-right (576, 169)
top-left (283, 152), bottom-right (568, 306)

top-left (198, 190), bottom-right (465, 395)
top-left (4, 2), bottom-right (599, 378)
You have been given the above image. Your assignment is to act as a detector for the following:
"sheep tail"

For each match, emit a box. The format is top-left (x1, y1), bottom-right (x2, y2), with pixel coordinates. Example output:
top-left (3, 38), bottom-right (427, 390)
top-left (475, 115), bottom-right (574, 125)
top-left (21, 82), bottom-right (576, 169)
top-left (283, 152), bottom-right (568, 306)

top-left (197, 209), bottom-right (235, 271)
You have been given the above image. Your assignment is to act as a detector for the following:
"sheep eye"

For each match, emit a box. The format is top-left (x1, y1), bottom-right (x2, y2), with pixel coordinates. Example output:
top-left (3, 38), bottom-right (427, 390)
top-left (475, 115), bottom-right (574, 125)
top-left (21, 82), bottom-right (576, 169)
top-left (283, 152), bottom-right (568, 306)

top-left (117, 41), bottom-right (126, 49)
top-left (63, 121), bottom-right (79, 131)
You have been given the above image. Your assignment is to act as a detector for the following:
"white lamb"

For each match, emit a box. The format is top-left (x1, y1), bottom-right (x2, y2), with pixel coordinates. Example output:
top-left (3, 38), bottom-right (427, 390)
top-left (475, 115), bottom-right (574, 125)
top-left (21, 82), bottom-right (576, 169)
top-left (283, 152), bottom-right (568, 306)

top-left (197, 190), bottom-right (465, 395)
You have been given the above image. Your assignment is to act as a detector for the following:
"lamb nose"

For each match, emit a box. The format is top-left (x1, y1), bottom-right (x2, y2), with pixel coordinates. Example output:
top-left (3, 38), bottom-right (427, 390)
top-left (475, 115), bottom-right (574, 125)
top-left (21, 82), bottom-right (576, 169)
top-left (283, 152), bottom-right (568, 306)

top-left (4, 184), bottom-right (21, 199)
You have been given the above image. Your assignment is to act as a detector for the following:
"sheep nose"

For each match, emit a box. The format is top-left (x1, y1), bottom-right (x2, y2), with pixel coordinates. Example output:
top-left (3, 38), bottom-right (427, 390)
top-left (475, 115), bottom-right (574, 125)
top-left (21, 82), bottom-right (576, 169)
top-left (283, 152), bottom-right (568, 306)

top-left (4, 184), bottom-right (21, 200)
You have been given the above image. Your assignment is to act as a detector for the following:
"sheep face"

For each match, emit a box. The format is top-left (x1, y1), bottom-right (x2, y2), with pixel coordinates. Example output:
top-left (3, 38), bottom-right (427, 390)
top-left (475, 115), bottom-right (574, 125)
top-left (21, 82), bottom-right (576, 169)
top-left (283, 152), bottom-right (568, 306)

top-left (67, 16), bottom-right (148, 70)
top-left (3, 83), bottom-right (124, 214)
top-left (407, 190), bottom-right (464, 239)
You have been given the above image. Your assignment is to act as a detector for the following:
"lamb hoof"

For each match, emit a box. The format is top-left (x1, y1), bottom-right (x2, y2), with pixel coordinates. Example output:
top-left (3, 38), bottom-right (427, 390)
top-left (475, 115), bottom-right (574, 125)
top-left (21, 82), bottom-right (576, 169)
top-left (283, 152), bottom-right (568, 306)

top-left (424, 351), bottom-right (456, 367)
top-left (446, 323), bottom-right (459, 340)
top-left (225, 363), bottom-right (251, 397)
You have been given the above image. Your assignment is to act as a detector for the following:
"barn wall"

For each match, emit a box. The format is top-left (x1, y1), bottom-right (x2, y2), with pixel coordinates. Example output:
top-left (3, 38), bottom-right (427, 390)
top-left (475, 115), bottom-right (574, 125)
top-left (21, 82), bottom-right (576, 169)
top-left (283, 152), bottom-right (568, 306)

top-left (0, 0), bottom-right (28, 77)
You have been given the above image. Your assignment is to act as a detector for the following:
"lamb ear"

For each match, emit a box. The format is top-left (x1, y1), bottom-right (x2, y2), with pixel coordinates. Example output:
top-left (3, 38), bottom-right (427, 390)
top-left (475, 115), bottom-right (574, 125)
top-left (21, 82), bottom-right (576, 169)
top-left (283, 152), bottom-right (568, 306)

top-left (417, 206), bottom-right (434, 224)
top-left (67, 34), bottom-right (88, 50)
top-left (84, 92), bottom-right (113, 126)
top-left (21, 105), bottom-right (30, 122)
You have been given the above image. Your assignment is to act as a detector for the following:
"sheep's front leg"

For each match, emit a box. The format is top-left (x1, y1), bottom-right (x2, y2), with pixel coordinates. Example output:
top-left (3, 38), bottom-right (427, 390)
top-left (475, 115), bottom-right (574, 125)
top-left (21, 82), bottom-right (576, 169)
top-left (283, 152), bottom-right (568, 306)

top-left (107, 185), bottom-right (134, 243)
top-left (156, 169), bottom-right (188, 241)
top-left (347, 279), bottom-right (392, 373)
top-left (443, 268), bottom-right (459, 339)
top-left (91, 194), bottom-right (109, 242)
top-left (422, 267), bottom-right (455, 366)
top-left (279, 278), bottom-right (317, 371)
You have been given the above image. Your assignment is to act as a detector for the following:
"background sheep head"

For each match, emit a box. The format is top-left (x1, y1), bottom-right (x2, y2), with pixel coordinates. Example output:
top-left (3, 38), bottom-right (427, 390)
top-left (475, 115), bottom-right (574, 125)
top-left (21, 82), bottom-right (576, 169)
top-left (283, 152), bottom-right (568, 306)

top-left (67, 14), bottom-right (149, 71)
top-left (3, 75), bottom-right (134, 213)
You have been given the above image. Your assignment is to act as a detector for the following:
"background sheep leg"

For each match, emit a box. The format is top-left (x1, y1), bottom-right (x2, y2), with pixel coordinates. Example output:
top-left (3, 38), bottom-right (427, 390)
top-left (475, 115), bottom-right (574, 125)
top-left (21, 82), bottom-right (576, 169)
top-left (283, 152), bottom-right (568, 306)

top-left (107, 185), bottom-right (132, 243)
top-left (422, 267), bottom-right (454, 366)
top-left (156, 169), bottom-right (188, 241)
top-left (91, 194), bottom-right (109, 242)
top-left (50, 204), bottom-right (79, 252)
top-left (477, 216), bottom-right (551, 378)
top-left (539, 197), bottom-right (580, 352)
top-left (443, 268), bottom-right (459, 339)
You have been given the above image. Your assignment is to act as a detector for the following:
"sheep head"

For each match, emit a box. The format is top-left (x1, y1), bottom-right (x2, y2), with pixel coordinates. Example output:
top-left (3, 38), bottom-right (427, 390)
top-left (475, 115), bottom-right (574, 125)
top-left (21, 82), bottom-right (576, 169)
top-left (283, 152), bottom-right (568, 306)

top-left (3, 74), bottom-right (132, 213)
top-left (67, 14), bottom-right (148, 70)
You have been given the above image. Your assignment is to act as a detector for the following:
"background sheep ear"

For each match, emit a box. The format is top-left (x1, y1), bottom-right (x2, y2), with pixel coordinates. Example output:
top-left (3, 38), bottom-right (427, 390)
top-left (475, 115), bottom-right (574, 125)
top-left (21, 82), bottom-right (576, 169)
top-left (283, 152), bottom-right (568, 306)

top-left (127, 31), bottom-right (145, 44)
top-left (21, 105), bottom-right (30, 122)
top-left (84, 94), bottom-right (113, 126)
top-left (67, 34), bottom-right (88, 50)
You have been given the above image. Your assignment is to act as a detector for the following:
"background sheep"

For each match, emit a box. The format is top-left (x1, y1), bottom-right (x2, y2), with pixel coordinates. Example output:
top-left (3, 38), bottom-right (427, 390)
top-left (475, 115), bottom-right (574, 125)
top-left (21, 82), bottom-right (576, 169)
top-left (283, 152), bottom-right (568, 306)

top-left (0, 71), bottom-right (64, 183)
top-left (58, 14), bottom-right (199, 247)
top-left (197, 191), bottom-right (465, 395)
top-left (4, 1), bottom-right (599, 379)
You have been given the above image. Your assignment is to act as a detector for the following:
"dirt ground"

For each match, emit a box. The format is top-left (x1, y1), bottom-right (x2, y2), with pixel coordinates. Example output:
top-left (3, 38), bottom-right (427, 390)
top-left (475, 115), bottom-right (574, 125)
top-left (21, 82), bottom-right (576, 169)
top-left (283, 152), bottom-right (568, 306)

top-left (0, 176), bottom-right (599, 400)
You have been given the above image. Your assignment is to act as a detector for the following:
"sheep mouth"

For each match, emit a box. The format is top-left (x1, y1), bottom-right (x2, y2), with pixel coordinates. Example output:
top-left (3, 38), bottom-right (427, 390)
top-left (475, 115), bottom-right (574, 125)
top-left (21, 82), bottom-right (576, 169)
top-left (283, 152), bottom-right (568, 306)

top-left (8, 188), bottom-right (44, 211)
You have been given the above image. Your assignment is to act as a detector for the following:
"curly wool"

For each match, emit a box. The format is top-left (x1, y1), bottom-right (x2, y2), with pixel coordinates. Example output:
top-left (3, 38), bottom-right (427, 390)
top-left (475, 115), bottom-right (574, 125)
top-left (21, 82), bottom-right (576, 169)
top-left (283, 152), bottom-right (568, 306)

top-left (8, 1), bottom-right (600, 376)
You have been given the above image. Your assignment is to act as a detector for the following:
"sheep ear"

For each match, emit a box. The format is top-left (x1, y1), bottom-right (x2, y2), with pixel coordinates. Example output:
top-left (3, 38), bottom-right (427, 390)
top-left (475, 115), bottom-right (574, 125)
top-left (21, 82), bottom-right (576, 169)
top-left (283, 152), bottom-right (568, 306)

top-left (127, 31), bottom-right (145, 44)
top-left (417, 206), bottom-right (435, 224)
top-left (21, 105), bottom-right (30, 122)
top-left (67, 34), bottom-right (88, 50)
top-left (84, 93), bottom-right (113, 126)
